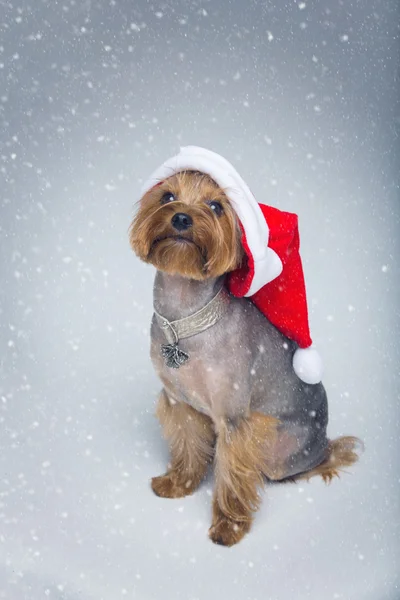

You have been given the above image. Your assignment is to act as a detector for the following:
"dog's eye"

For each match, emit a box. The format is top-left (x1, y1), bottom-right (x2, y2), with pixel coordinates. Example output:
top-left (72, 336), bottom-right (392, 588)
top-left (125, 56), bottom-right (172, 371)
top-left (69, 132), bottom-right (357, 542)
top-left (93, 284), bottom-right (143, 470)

top-left (160, 192), bottom-right (176, 205)
top-left (208, 201), bottom-right (224, 217)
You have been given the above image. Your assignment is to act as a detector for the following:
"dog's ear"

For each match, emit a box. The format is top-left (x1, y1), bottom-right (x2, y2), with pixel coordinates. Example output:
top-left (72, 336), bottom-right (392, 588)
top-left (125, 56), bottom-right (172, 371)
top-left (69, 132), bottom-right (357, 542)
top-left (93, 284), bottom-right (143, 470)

top-left (128, 188), bottom-right (159, 256)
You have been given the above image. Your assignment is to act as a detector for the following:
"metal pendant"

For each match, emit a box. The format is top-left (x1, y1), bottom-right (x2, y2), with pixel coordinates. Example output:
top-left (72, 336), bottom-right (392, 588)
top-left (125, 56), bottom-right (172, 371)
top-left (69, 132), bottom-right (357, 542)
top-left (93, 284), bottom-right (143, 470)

top-left (161, 343), bottom-right (189, 369)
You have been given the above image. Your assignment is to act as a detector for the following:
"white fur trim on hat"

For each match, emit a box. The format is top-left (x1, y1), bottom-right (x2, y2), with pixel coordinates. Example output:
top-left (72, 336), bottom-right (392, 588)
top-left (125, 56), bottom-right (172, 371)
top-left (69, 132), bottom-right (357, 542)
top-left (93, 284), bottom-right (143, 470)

top-left (141, 146), bottom-right (283, 293)
top-left (293, 346), bottom-right (323, 385)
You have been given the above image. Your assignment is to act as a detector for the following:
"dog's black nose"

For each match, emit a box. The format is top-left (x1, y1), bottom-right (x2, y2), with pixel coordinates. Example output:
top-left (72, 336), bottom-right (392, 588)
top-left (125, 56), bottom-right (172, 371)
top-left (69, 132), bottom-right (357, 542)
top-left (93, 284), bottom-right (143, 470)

top-left (171, 213), bottom-right (193, 231)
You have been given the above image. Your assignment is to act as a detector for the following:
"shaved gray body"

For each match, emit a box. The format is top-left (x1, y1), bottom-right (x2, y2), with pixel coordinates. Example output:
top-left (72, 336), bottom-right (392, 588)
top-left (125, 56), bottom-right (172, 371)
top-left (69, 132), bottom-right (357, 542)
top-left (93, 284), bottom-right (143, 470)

top-left (151, 272), bottom-right (328, 479)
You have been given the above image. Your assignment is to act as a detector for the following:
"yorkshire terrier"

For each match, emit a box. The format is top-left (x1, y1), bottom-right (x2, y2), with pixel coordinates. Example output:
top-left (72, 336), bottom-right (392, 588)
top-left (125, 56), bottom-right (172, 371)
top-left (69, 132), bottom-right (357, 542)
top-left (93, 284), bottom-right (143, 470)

top-left (129, 168), bottom-right (360, 546)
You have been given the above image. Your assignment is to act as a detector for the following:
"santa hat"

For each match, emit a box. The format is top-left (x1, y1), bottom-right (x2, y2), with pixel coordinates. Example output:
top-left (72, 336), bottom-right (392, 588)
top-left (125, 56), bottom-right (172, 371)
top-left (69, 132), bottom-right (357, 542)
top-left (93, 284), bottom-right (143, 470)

top-left (141, 146), bottom-right (323, 384)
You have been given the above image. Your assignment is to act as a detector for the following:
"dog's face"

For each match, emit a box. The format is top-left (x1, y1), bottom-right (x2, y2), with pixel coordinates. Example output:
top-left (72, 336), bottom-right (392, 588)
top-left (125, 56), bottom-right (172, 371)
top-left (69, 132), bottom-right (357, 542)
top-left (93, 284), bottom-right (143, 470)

top-left (130, 171), bottom-right (242, 279)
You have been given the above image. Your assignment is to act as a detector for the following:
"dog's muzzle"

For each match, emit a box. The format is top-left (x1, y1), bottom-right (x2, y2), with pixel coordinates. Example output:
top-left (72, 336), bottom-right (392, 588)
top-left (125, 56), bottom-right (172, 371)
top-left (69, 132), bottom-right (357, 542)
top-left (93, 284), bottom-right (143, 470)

top-left (171, 212), bottom-right (193, 232)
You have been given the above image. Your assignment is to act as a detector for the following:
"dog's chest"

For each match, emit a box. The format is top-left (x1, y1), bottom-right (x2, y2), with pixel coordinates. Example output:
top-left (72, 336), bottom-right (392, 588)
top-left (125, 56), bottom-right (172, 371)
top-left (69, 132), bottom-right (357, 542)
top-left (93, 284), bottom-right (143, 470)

top-left (150, 323), bottom-right (249, 420)
top-left (151, 340), bottom-right (221, 415)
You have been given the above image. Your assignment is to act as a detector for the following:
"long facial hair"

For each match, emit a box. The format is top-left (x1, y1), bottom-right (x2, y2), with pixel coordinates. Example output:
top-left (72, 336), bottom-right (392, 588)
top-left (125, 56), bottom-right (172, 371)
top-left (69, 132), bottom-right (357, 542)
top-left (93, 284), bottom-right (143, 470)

top-left (129, 171), bottom-right (243, 279)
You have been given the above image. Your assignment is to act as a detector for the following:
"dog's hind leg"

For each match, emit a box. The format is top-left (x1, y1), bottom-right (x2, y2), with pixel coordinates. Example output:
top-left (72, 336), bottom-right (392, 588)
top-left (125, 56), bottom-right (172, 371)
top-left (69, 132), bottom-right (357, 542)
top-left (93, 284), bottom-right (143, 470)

top-left (209, 412), bottom-right (279, 546)
top-left (151, 390), bottom-right (215, 499)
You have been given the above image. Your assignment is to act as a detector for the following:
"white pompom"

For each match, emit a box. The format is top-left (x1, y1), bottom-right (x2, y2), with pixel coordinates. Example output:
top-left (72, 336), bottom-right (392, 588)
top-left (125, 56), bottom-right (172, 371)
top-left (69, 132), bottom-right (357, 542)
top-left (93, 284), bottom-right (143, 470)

top-left (293, 346), bottom-right (323, 385)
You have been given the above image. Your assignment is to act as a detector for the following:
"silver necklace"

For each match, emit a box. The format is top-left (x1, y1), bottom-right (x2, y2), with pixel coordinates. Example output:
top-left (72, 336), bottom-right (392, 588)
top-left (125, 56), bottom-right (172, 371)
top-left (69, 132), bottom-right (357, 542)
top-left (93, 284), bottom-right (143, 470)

top-left (154, 286), bottom-right (231, 368)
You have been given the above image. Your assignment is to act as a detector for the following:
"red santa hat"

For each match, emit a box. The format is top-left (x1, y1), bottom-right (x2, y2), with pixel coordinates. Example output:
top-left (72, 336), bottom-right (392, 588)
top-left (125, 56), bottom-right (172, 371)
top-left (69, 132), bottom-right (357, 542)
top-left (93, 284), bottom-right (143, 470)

top-left (141, 146), bottom-right (323, 384)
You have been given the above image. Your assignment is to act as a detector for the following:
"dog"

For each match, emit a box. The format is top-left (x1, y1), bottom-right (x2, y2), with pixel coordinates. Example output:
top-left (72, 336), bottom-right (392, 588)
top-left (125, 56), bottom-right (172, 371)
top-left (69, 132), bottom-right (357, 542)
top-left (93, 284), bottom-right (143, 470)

top-left (129, 161), bottom-right (360, 546)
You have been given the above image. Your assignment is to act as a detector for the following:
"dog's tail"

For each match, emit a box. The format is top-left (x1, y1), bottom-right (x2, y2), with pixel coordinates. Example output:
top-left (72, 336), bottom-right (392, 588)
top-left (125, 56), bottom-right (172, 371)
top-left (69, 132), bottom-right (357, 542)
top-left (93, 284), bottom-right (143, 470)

top-left (295, 436), bottom-right (363, 483)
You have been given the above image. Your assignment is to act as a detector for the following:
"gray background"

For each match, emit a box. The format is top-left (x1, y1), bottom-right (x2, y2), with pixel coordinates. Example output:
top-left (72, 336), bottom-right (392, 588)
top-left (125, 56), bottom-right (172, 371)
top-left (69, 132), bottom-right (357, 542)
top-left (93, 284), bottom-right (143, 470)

top-left (1, 0), bottom-right (399, 598)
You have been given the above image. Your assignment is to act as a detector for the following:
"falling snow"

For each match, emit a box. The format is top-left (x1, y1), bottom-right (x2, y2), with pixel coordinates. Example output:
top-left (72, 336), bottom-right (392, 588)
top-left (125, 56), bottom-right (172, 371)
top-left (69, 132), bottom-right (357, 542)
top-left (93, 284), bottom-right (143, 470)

top-left (0, 0), bottom-right (399, 599)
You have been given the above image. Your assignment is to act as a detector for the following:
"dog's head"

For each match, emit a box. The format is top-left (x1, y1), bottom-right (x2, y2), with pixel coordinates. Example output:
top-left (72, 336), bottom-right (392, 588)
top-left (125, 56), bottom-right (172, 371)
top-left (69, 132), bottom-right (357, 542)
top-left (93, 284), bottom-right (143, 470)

top-left (129, 171), bottom-right (243, 279)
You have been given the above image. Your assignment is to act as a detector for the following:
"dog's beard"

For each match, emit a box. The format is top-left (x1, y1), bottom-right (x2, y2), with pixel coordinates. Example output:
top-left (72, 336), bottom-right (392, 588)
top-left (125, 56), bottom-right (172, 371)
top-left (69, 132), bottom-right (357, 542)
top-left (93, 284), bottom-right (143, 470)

top-left (148, 235), bottom-right (207, 279)
top-left (131, 211), bottom-right (241, 279)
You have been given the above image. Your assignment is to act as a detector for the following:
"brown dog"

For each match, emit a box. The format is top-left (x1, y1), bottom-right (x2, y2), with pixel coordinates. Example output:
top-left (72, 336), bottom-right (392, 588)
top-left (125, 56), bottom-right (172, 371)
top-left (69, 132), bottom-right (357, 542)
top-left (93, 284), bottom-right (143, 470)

top-left (130, 162), bottom-right (360, 546)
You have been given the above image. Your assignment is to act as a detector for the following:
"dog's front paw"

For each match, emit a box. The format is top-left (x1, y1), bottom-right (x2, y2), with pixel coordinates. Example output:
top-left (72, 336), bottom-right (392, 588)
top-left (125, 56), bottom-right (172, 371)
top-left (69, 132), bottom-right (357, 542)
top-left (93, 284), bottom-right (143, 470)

top-left (151, 471), bottom-right (199, 499)
top-left (208, 515), bottom-right (252, 547)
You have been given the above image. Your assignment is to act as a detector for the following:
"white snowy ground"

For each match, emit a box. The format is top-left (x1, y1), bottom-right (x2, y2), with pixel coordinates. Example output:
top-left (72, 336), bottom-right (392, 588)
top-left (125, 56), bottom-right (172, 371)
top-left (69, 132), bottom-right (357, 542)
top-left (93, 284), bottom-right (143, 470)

top-left (0, 1), bottom-right (399, 599)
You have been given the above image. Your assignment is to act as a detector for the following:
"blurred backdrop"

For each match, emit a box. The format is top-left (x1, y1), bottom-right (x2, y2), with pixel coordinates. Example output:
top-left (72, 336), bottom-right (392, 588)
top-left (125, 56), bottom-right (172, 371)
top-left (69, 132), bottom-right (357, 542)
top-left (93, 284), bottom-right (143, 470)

top-left (0, 1), bottom-right (399, 599)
